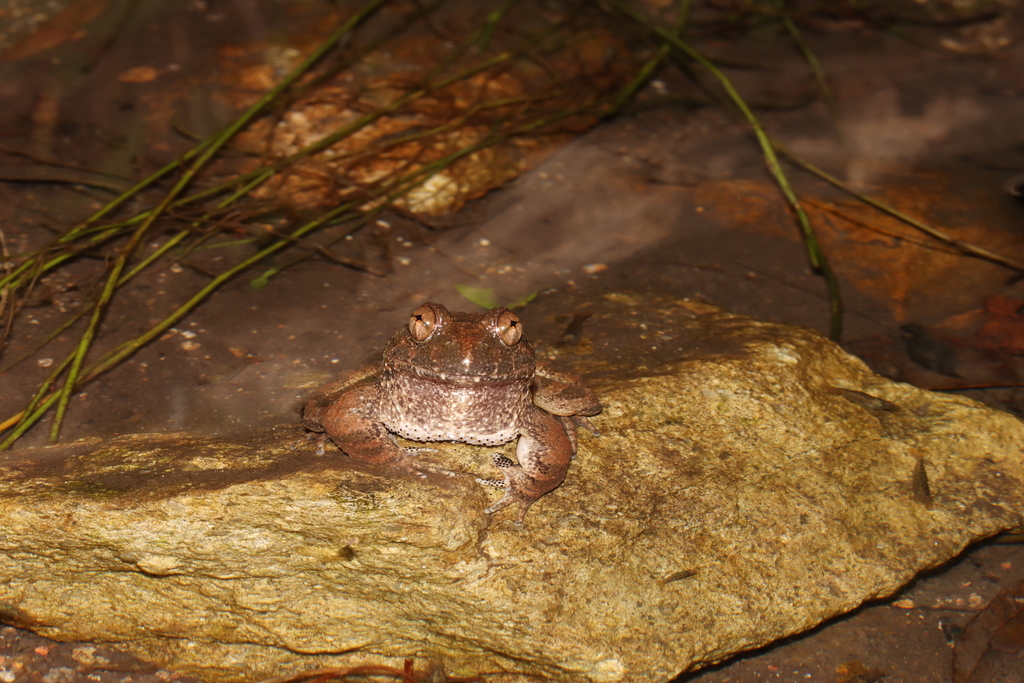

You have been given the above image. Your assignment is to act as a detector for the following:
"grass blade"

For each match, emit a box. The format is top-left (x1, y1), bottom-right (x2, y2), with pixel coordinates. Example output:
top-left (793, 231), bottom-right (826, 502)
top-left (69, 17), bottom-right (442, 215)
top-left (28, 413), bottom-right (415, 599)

top-left (604, 0), bottom-right (843, 340)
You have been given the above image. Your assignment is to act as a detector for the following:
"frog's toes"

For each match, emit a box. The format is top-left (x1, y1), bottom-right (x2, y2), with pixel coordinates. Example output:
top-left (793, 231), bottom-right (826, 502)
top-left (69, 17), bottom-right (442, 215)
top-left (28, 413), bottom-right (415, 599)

top-left (414, 463), bottom-right (457, 478)
top-left (391, 459), bottom-right (429, 479)
top-left (492, 453), bottom-right (517, 469)
top-left (403, 447), bottom-right (439, 456)
top-left (483, 491), bottom-right (534, 525)
top-left (479, 453), bottom-right (536, 524)
top-left (305, 432), bottom-right (330, 456)
top-left (574, 415), bottom-right (599, 436)
top-left (399, 448), bottom-right (456, 477)
top-left (484, 492), bottom-right (514, 516)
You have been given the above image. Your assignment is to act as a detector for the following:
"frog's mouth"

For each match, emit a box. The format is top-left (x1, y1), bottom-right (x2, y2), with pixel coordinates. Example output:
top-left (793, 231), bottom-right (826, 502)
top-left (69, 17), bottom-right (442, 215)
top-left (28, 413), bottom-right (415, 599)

top-left (388, 359), bottom-right (535, 384)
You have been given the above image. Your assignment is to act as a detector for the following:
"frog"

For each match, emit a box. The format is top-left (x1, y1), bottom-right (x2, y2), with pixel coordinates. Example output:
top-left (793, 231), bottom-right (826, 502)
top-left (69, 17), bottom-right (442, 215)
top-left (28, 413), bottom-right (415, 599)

top-left (302, 301), bottom-right (602, 524)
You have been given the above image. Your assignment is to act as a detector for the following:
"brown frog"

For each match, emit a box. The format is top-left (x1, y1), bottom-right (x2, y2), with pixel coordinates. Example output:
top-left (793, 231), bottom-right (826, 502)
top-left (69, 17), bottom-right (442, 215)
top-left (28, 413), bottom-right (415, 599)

top-left (302, 302), bottom-right (601, 523)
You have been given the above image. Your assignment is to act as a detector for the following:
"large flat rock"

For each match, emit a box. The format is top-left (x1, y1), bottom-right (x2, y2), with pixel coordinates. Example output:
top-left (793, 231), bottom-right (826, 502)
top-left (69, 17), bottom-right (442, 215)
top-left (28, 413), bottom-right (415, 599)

top-left (1, 298), bottom-right (1022, 681)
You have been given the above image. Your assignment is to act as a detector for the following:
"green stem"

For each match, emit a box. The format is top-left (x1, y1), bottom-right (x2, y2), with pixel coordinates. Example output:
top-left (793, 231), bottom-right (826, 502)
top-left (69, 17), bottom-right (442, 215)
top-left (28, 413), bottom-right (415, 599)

top-left (780, 147), bottom-right (1024, 273)
top-left (0, 2), bottom-right (515, 297)
top-left (80, 203), bottom-right (359, 385)
top-left (59, 157), bottom-right (194, 244)
top-left (0, 203), bottom-right (362, 449)
top-left (48, 217), bottom-right (152, 442)
top-left (1, 0), bottom-right (392, 293)
top-left (772, 0), bottom-right (841, 141)
top-left (41, 0), bottom-right (395, 441)
top-left (477, 0), bottom-right (518, 51)
top-left (0, 307), bottom-right (87, 376)
top-left (606, 0), bottom-right (843, 340)
top-left (1, 350), bottom-right (76, 447)
top-left (0, 258), bottom-right (34, 292)
top-left (1, 391), bottom-right (62, 450)
top-left (3, 0), bottom-right (678, 446)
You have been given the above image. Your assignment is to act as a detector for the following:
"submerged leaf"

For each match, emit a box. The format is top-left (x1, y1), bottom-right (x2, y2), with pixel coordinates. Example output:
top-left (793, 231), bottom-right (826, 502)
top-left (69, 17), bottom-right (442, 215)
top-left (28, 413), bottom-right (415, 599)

top-left (455, 285), bottom-right (500, 309)
top-left (506, 291), bottom-right (537, 309)
top-left (976, 296), bottom-right (1024, 355)
top-left (455, 285), bottom-right (536, 310)
top-left (952, 578), bottom-right (1024, 683)
top-left (1, 0), bottom-right (111, 62)
top-left (250, 271), bottom-right (273, 290)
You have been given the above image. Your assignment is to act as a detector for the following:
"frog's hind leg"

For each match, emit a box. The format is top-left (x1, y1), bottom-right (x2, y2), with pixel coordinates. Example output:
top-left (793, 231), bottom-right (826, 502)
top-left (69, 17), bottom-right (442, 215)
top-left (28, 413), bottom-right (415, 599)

top-left (316, 383), bottom-right (426, 477)
top-left (553, 414), bottom-right (600, 458)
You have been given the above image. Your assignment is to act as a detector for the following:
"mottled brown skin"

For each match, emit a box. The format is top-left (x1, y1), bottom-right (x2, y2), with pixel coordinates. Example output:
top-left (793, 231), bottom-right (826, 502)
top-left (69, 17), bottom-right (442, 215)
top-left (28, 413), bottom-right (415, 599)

top-left (302, 302), bottom-right (602, 523)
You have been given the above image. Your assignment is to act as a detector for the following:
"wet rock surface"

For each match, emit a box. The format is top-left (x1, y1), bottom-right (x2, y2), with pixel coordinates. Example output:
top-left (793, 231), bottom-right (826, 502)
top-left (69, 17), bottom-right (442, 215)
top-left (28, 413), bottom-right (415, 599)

top-left (1, 299), bottom-right (1022, 682)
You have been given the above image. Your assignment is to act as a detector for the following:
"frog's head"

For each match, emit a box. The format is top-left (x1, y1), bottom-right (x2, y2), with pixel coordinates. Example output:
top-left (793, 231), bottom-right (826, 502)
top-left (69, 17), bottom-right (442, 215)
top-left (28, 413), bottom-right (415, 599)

top-left (384, 302), bottom-right (536, 383)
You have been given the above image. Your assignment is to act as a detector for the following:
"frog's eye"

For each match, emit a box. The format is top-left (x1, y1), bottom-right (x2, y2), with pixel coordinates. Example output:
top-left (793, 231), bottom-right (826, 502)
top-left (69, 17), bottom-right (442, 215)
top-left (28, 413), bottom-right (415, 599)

top-left (409, 304), bottom-right (440, 341)
top-left (495, 309), bottom-right (523, 346)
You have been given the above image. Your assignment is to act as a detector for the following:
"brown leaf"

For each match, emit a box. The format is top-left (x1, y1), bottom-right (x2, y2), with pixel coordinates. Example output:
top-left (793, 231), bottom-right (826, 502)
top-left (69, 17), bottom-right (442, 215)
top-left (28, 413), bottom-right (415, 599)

top-left (975, 296), bottom-right (1024, 355)
top-left (118, 65), bottom-right (160, 83)
top-left (0, 0), bottom-right (111, 61)
top-left (899, 321), bottom-right (1019, 387)
top-left (952, 578), bottom-right (1024, 682)
top-left (836, 660), bottom-right (885, 683)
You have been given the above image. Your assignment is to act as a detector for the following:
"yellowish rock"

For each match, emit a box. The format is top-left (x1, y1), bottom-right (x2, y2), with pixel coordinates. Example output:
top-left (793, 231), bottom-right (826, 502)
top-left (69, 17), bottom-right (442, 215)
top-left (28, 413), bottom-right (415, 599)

top-left (0, 306), bottom-right (1021, 682)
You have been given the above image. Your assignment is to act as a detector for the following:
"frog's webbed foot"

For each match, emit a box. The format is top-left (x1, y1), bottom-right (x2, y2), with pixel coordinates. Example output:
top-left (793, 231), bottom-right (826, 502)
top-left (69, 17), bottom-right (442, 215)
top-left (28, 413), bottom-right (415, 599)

top-left (476, 453), bottom-right (537, 525)
top-left (304, 432), bottom-right (331, 456)
top-left (399, 447), bottom-right (458, 478)
top-left (476, 454), bottom-right (516, 488)
top-left (553, 415), bottom-right (599, 460)
top-left (572, 415), bottom-right (599, 436)
top-left (386, 448), bottom-right (431, 479)
top-left (403, 446), bottom-right (438, 456)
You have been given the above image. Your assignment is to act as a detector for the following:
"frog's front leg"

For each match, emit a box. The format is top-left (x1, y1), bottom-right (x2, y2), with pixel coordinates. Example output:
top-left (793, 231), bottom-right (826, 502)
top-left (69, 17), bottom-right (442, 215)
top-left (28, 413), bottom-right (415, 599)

top-left (308, 382), bottom-right (422, 474)
top-left (532, 361), bottom-right (602, 455)
top-left (481, 406), bottom-right (573, 524)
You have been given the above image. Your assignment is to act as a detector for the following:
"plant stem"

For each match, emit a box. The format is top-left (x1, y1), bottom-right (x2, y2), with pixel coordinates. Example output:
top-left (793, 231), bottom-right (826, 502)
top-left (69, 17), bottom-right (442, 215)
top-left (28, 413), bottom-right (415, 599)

top-left (605, 0), bottom-right (843, 340)
top-left (80, 204), bottom-right (359, 385)
top-left (772, 0), bottom-right (841, 140)
top-left (36, 0), bottom-right (396, 442)
top-left (48, 219), bottom-right (151, 441)
top-left (781, 147), bottom-right (1024, 273)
